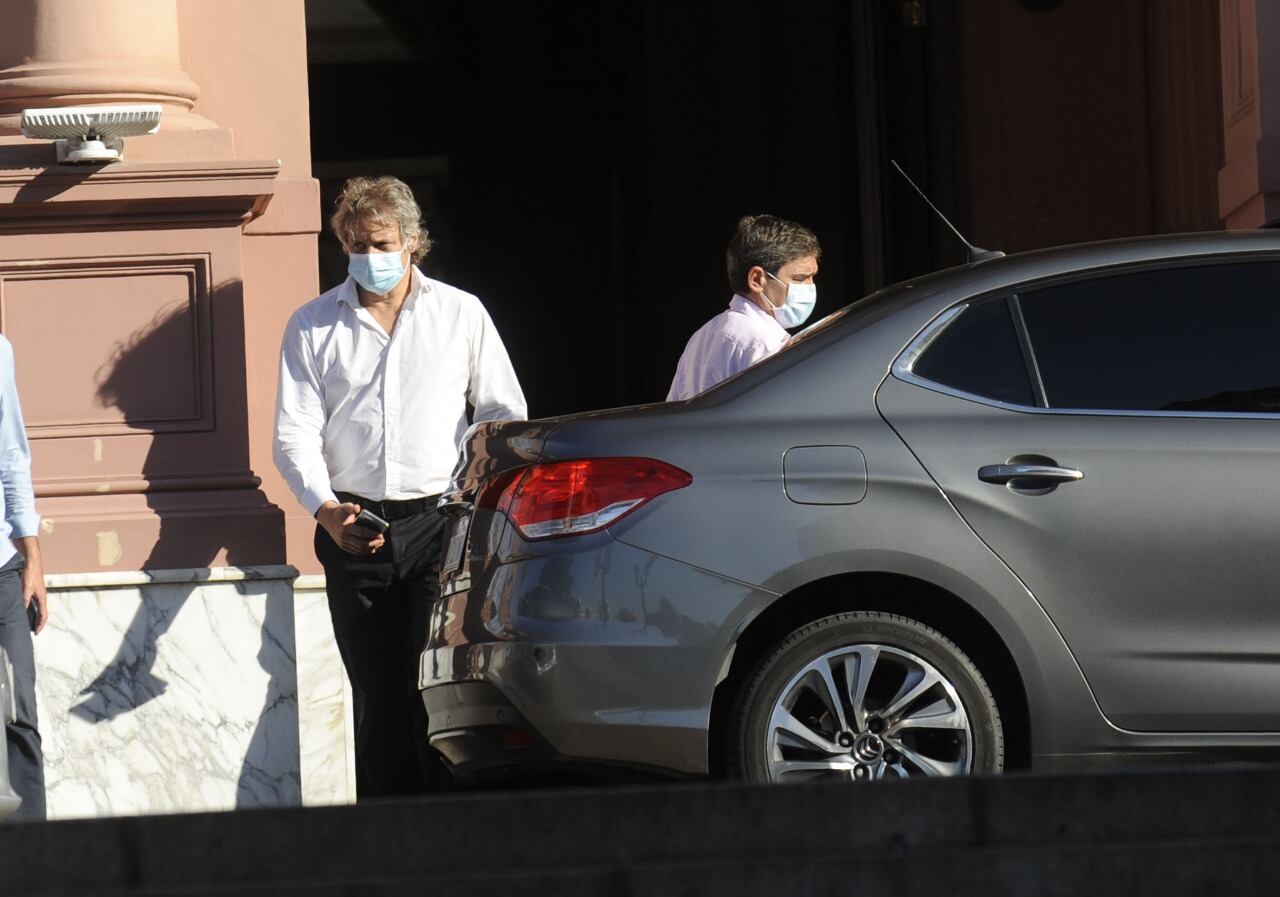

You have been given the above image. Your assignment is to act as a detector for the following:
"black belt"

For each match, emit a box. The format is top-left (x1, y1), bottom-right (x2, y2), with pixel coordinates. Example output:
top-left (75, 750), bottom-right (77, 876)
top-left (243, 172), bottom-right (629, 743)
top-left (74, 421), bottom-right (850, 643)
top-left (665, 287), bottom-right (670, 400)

top-left (334, 492), bottom-right (437, 521)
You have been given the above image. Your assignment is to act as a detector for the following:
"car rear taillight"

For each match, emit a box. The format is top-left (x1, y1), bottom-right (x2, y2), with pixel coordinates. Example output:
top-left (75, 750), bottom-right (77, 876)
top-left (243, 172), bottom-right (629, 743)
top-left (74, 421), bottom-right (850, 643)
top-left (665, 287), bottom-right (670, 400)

top-left (476, 457), bottom-right (692, 541)
top-left (475, 468), bottom-right (524, 510)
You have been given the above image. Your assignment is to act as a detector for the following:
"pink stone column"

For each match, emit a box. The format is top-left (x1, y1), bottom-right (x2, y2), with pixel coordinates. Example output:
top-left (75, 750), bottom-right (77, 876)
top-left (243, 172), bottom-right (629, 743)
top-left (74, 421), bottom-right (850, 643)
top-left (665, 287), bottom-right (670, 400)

top-left (0, 0), bottom-right (215, 134)
top-left (0, 0), bottom-right (318, 574)
top-left (1218, 0), bottom-right (1280, 227)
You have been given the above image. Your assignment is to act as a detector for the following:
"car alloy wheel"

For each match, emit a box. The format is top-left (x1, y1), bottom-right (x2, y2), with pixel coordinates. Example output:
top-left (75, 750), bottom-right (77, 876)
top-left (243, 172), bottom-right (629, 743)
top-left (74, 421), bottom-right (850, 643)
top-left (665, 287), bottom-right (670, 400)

top-left (732, 612), bottom-right (1003, 783)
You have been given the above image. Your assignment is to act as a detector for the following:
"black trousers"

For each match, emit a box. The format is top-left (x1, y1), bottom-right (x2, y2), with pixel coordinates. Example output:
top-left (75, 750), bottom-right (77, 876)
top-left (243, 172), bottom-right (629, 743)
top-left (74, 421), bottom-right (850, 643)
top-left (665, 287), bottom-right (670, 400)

top-left (315, 502), bottom-right (452, 798)
top-left (0, 553), bottom-right (43, 820)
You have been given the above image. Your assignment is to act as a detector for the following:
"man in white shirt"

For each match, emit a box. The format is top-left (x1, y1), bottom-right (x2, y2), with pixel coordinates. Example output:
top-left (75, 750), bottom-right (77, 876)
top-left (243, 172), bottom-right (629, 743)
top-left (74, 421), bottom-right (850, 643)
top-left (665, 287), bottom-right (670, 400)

top-left (275, 176), bottom-right (526, 797)
top-left (667, 214), bottom-right (821, 400)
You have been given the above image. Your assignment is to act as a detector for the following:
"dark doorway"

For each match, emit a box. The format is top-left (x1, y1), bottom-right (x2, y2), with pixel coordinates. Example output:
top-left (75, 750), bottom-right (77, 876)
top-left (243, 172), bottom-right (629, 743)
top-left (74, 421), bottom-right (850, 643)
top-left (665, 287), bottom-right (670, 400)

top-left (307, 0), bottom-right (874, 417)
top-left (306, 0), bottom-right (1224, 416)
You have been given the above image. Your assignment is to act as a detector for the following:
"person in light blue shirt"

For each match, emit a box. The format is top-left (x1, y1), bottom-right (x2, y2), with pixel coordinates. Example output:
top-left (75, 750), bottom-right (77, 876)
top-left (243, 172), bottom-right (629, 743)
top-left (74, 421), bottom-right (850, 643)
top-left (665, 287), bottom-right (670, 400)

top-left (0, 334), bottom-right (47, 821)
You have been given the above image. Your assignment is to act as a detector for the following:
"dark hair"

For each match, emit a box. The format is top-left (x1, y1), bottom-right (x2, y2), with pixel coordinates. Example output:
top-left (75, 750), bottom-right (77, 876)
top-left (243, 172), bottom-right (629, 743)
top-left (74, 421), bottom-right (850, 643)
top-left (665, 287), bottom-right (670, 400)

top-left (725, 214), bottom-right (821, 294)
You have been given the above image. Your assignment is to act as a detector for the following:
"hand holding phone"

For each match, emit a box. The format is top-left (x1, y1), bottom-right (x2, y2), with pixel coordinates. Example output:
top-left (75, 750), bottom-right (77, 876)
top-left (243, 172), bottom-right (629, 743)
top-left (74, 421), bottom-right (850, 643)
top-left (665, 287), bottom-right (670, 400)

top-left (355, 508), bottom-right (390, 534)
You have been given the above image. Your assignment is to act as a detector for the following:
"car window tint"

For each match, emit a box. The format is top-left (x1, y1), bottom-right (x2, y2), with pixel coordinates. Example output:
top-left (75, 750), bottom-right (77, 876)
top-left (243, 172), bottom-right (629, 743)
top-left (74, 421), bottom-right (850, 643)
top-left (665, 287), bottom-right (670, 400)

top-left (1020, 262), bottom-right (1280, 413)
top-left (913, 299), bottom-right (1034, 406)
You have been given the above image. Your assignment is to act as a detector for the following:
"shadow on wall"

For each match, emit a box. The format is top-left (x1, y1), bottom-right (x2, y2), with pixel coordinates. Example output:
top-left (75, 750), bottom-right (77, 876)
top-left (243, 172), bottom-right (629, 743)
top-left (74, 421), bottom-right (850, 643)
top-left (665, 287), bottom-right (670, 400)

top-left (67, 289), bottom-right (294, 807)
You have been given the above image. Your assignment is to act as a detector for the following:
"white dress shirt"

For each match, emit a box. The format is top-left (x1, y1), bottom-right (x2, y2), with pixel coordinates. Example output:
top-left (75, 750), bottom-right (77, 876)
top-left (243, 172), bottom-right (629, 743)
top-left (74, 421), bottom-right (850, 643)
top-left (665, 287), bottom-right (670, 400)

top-left (666, 294), bottom-right (789, 401)
top-left (275, 267), bottom-right (527, 515)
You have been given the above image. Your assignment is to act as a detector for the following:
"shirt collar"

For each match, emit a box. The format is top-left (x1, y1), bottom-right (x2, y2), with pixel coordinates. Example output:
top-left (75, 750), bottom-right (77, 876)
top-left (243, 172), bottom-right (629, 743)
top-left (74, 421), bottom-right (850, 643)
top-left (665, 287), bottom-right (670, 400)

top-left (337, 276), bottom-right (360, 309)
top-left (729, 293), bottom-right (781, 326)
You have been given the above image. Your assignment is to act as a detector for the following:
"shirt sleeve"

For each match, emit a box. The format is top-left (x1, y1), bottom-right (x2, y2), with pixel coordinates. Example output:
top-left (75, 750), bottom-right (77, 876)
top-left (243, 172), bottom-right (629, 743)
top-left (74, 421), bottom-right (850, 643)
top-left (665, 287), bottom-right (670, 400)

top-left (467, 303), bottom-right (528, 423)
top-left (0, 338), bottom-right (39, 539)
top-left (273, 313), bottom-right (338, 516)
top-left (665, 376), bottom-right (686, 402)
top-left (666, 335), bottom-right (698, 401)
top-left (667, 330), bottom-right (776, 401)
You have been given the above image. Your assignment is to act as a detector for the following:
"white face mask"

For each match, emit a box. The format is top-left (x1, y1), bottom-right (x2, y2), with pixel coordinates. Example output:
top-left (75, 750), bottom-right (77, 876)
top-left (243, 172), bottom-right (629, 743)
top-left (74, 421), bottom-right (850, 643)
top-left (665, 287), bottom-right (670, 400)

top-left (765, 271), bottom-right (817, 328)
top-left (348, 248), bottom-right (407, 295)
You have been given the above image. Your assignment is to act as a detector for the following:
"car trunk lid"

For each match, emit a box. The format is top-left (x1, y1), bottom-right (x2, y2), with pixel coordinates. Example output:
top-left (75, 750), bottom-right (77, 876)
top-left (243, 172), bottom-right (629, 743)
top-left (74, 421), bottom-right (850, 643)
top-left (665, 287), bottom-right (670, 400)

top-left (440, 419), bottom-right (562, 512)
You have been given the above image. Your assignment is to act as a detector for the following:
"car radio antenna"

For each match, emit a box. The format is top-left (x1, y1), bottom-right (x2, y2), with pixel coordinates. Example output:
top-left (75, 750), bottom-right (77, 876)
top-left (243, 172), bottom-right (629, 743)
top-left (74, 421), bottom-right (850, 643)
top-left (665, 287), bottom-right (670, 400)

top-left (890, 159), bottom-right (1004, 263)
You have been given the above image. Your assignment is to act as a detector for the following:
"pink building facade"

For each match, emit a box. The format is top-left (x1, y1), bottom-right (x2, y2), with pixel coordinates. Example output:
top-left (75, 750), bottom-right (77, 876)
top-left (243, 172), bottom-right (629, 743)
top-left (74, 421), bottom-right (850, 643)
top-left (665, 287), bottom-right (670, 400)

top-left (0, 0), bottom-right (1277, 818)
top-left (0, 0), bottom-right (348, 817)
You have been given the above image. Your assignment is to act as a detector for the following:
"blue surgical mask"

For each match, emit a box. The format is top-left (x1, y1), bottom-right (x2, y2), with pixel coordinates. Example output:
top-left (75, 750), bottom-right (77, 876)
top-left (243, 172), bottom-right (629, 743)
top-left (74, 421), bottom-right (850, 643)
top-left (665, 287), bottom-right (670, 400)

top-left (348, 249), bottom-right (407, 295)
top-left (765, 271), bottom-right (817, 329)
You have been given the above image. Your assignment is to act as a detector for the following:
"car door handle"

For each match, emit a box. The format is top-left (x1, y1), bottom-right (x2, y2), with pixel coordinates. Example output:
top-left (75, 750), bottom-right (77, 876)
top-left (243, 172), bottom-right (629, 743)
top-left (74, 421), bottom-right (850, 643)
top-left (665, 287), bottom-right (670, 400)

top-left (978, 464), bottom-right (1084, 485)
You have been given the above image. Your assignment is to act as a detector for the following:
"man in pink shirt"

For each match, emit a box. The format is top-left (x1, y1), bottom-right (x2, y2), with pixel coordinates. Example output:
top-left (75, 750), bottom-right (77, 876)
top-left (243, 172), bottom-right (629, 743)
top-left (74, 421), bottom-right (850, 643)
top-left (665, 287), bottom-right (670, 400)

top-left (667, 214), bottom-right (822, 400)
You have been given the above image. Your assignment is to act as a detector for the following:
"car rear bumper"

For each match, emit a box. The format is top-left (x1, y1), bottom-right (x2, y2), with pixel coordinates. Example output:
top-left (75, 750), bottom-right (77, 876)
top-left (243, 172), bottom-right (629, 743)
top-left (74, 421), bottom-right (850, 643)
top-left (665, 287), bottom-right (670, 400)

top-left (419, 534), bottom-right (777, 778)
top-left (422, 681), bottom-right (560, 773)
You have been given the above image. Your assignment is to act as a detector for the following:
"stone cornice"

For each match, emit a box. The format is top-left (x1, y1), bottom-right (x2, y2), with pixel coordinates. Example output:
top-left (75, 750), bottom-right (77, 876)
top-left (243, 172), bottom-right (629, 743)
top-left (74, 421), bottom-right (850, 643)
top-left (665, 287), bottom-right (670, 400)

top-left (45, 564), bottom-right (301, 591)
top-left (0, 155), bottom-right (280, 229)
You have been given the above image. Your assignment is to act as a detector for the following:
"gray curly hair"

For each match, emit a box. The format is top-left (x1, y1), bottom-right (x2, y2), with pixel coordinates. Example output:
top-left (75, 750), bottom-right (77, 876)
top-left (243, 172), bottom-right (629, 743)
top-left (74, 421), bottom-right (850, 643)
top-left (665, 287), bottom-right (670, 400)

top-left (330, 176), bottom-right (433, 263)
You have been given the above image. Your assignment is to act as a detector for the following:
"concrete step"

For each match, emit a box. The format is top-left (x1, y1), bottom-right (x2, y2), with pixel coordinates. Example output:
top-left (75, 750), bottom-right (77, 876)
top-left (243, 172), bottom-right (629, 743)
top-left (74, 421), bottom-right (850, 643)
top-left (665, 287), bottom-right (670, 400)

top-left (4, 765), bottom-right (1279, 895)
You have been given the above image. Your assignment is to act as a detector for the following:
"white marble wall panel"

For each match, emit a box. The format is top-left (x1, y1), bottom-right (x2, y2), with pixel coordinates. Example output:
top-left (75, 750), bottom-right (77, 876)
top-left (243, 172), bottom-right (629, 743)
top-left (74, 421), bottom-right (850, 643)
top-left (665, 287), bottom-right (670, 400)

top-left (293, 574), bottom-right (356, 806)
top-left (35, 568), bottom-right (306, 819)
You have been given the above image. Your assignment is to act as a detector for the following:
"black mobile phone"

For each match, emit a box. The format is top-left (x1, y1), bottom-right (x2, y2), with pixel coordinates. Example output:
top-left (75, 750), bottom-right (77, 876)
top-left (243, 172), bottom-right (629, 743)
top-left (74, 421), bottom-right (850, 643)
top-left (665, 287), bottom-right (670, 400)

top-left (26, 600), bottom-right (38, 632)
top-left (355, 508), bottom-right (390, 534)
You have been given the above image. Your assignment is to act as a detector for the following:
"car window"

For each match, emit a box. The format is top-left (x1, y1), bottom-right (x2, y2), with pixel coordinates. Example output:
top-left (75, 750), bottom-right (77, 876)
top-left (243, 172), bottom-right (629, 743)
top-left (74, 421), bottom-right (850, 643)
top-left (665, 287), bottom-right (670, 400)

top-left (1020, 261), bottom-right (1280, 413)
top-left (912, 299), bottom-right (1035, 406)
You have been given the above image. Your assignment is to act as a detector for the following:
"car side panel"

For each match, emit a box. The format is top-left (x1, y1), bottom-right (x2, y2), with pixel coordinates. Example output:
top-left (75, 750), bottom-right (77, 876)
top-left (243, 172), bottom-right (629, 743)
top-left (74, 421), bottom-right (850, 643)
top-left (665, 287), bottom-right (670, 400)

top-left (542, 333), bottom-right (1107, 762)
top-left (878, 374), bottom-right (1280, 732)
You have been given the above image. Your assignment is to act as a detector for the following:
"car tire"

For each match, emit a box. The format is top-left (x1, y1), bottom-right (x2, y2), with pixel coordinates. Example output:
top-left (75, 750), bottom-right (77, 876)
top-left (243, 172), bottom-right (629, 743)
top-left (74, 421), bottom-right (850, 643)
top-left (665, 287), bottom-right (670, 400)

top-left (729, 611), bottom-right (1003, 783)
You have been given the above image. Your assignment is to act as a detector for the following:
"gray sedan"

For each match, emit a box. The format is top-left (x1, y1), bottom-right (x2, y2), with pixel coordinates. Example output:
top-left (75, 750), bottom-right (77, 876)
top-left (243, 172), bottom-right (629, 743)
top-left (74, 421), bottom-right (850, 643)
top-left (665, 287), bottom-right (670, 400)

top-left (421, 230), bottom-right (1280, 784)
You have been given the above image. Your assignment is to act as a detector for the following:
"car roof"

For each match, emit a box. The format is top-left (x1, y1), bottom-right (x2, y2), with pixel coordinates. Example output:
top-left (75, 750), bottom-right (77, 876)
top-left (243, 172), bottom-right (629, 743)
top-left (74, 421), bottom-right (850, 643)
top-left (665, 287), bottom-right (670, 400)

top-left (893, 229), bottom-right (1280, 296)
top-left (812, 229), bottom-right (1280, 334)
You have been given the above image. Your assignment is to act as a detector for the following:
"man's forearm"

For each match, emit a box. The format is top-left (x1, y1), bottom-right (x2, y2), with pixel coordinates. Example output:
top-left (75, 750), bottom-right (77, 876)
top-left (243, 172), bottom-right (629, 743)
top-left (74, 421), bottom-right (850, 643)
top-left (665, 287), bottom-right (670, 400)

top-left (13, 534), bottom-right (39, 561)
top-left (274, 437), bottom-right (339, 516)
